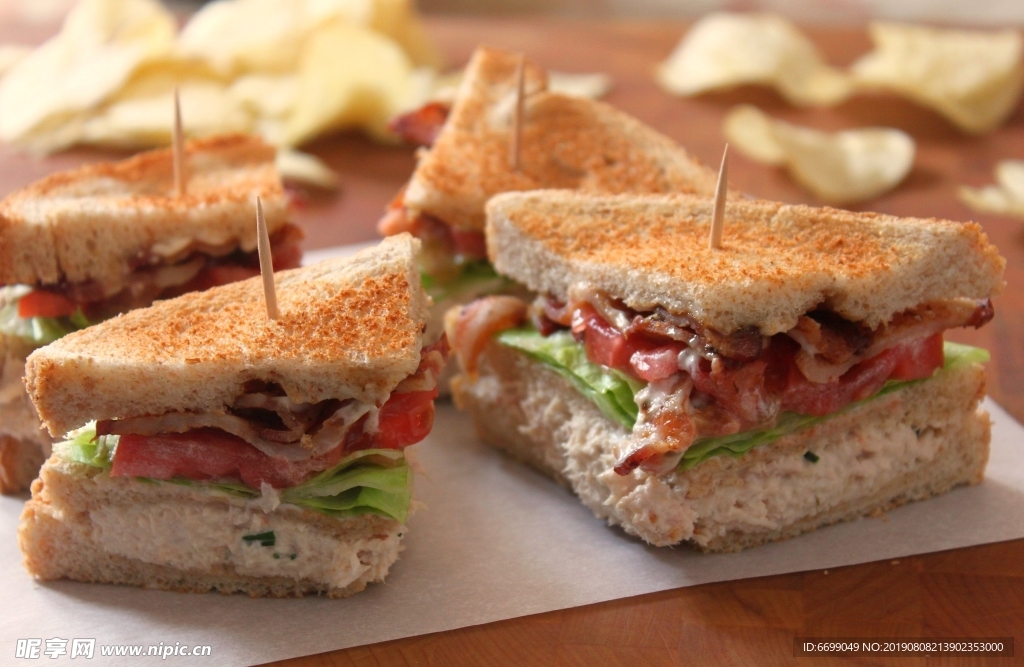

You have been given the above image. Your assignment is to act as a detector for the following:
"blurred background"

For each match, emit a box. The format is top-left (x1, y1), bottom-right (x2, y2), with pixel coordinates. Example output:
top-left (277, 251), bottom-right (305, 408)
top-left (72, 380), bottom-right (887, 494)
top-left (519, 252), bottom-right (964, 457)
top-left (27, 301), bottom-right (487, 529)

top-left (0, 0), bottom-right (1022, 26)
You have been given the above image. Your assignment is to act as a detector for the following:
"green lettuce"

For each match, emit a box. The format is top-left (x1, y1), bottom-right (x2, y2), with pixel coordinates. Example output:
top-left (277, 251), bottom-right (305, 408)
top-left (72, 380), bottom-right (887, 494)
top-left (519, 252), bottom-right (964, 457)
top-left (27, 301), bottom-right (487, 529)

top-left (496, 328), bottom-right (990, 471)
top-left (0, 288), bottom-right (94, 347)
top-left (422, 260), bottom-right (515, 304)
top-left (53, 425), bottom-right (413, 523)
top-left (498, 328), bottom-right (644, 428)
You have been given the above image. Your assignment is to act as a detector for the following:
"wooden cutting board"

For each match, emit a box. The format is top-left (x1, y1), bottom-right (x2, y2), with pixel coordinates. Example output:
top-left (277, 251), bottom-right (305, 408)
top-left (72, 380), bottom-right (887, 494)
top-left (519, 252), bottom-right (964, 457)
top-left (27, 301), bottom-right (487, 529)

top-left (0, 13), bottom-right (1020, 666)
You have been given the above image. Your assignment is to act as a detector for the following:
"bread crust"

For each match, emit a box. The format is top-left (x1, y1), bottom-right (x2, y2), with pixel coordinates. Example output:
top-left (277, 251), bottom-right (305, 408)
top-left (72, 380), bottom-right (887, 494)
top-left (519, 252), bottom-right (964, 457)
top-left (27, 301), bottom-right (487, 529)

top-left (20, 459), bottom-right (403, 597)
top-left (486, 191), bottom-right (1006, 334)
top-left (26, 234), bottom-right (429, 438)
top-left (404, 47), bottom-right (718, 231)
top-left (0, 134), bottom-right (288, 287)
top-left (452, 341), bottom-right (990, 551)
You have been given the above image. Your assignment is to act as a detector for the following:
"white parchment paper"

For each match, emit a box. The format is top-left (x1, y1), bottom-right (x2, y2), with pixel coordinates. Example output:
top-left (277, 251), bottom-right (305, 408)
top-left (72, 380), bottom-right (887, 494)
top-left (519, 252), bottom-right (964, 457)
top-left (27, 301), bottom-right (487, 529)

top-left (0, 244), bottom-right (1021, 666)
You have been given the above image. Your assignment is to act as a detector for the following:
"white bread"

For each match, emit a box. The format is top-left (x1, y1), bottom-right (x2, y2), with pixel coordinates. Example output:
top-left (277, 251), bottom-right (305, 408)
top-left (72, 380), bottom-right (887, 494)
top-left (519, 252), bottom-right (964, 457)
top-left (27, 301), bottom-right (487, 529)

top-left (0, 134), bottom-right (288, 288)
top-left (26, 234), bottom-right (429, 438)
top-left (0, 336), bottom-right (49, 493)
top-left (452, 341), bottom-right (990, 551)
top-left (404, 47), bottom-right (719, 232)
top-left (486, 191), bottom-right (1006, 334)
top-left (20, 458), bottom-right (403, 597)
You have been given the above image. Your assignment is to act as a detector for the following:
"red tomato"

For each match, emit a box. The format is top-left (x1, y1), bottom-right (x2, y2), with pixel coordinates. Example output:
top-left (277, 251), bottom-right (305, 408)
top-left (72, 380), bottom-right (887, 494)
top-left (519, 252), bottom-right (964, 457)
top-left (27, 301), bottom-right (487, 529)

top-left (890, 333), bottom-right (944, 381)
top-left (111, 429), bottom-right (347, 489)
top-left (581, 309), bottom-right (634, 372)
top-left (17, 290), bottom-right (78, 318)
top-left (349, 389), bottom-right (438, 452)
top-left (110, 389), bottom-right (440, 488)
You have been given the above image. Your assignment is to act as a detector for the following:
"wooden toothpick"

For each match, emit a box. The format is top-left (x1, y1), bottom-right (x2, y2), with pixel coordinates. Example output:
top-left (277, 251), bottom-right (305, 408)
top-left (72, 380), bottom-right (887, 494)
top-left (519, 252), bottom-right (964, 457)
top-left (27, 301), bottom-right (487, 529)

top-left (172, 87), bottom-right (186, 197)
top-left (256, 197), bottom-right (279, 320)
top-left (508, 54), bottom-right (526, 172)
top-left (709, 144), bottom-right (729, 250)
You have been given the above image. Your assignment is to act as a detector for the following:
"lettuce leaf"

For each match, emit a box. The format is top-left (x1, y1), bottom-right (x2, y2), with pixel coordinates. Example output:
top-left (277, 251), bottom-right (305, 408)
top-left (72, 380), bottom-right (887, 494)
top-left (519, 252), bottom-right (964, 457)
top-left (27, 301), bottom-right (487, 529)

top-left (496, 328), bottom-right (990, 471)
top-left (54, 422), bottom-right (118, 469)
top-left (52, 424), bottom-right (413, 522)
top-left (0, 288), bottom-right (94, 347)
top-left (422, 260), bottom-right (514, 304)
top-left (497, 328), bottom-right (643, 428)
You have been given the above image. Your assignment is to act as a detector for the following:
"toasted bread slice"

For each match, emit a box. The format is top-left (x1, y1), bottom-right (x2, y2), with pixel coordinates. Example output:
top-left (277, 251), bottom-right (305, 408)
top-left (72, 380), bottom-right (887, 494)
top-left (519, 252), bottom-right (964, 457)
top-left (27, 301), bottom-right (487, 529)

top-left (0, 134), bottom-right (288, 288)
top-left (20, 457), bottom-right (403, 597)
top-left (26, 234), bottom-right (429, 438)
top-left (452, 340), bottom-right (990, 550)
top-left (486, 190), bottom-right (1005, 334)
top-left (403, 47), bottom-right (718, 232)
top-left (1, 335), bottom-right (50, 493)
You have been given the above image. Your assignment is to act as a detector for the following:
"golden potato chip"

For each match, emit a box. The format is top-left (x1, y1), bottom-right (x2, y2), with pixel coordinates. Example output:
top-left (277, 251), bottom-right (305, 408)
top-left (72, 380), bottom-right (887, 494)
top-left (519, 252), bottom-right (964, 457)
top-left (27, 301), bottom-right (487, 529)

top-left (0, 44), bottom-right (31, 78)
top-left (229, 73), bottom-right (299, 119)
top-left (276, 148), bottom-right (339, 189)
top-left (178, 0), bottom-right (441, 76)
top-left (0, 0), bottom-right (176, 143)
top-left (78, 60), bottom-right (253, 148)
top-left (657, 13), bottom-right (852, 107)
top-left (851, 23), bottom-right (1024, 135)
top-left (430, 69), bottom-right (611, 106)
top-left (959, 160), bottom-right (1024, 217)
top-left (724, 104), bottom-right (915, 205)
top-left (284, 20), bottom-right (417, 146)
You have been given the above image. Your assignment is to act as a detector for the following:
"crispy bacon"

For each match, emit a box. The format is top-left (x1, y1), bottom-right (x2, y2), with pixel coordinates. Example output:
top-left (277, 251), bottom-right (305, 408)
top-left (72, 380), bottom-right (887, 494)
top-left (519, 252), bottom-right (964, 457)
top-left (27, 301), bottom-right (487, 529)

top-left (32, 224), bottom-right (304, 321)
top-left (448, 296), bottom-right (527, 374)
top-left (100, 337), bottom-right (449, 473)
top-left (388, 102), bottom-right (450, 147)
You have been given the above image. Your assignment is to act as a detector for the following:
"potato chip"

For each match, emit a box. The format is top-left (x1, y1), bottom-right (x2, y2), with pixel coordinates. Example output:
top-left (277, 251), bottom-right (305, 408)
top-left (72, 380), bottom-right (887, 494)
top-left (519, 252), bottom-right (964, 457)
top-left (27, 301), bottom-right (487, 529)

top-left (657, 13), bottom-right (852, 107)
top-left (178, 0), bottom-right (441, 76)
top-left (0, 0), bottom-right (176, 143)
top-left (959, 160), bottom-right (1024, 217)
top-left (851, 23), bottom-right (1024, 135)
top-left (276, 149), bottom-right (339, 189)
top-left (724, 104), bottom-right (915, 205)
top-left (229, 73), bottom-right (299, 119)
top-left (75, 59), bottom-right (253, 148)
top-left (284, 20), bottom-right (417, 146)
top-left (0, 44), bottom-right (32, 78)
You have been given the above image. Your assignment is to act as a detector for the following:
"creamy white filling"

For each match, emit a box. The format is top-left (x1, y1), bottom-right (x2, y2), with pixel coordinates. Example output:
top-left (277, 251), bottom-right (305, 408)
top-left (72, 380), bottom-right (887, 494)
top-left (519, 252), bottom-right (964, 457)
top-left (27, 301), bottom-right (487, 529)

top-left (88, 502), bottom-right (401, 588)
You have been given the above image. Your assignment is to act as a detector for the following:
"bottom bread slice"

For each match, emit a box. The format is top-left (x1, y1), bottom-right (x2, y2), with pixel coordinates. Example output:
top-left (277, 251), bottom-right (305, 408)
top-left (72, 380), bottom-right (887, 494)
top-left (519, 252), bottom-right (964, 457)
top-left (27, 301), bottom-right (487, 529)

top-left (19, 459), bottom-right (404, 597)
top-left (452, 342), bottom-right (991, 551)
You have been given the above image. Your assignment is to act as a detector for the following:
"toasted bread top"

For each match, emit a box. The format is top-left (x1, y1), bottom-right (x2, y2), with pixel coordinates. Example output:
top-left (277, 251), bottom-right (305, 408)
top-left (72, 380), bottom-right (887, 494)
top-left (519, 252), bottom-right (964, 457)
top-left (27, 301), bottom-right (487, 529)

top-left (486, 191), bottom-right (1005, 335)
top-left (0, 134), bottom-right (288, 288)
top-left (403, 47), bottom-right (718, 232)
top-left (26, 235), bottom-right (429, 438)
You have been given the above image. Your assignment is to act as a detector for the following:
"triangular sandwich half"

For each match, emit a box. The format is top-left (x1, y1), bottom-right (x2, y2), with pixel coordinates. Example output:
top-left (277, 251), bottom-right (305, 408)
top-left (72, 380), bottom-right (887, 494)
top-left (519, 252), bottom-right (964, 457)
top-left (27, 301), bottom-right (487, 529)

top-left (379, 46), bottom-right (719, 350)
top-left (448, 190), bottom-right (1004, 551)
top-left (0, 134), bottom-right (303, 492)
top-left (20, 234), bottom-right (445, 597)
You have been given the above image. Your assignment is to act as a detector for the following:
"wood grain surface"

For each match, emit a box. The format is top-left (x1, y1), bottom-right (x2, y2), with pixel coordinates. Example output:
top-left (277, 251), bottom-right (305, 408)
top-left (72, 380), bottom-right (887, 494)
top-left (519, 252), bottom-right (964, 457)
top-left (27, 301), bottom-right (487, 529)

top-left (0, 13), bottom-right (1021, 666)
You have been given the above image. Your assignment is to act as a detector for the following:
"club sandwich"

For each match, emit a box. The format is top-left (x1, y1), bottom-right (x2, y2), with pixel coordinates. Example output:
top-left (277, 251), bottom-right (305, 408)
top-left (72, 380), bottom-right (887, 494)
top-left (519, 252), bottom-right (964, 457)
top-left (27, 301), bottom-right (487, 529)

top-left (19, 234), bottom-right (445, 597)
top-left (448, 191), bottom-right (1004, 551)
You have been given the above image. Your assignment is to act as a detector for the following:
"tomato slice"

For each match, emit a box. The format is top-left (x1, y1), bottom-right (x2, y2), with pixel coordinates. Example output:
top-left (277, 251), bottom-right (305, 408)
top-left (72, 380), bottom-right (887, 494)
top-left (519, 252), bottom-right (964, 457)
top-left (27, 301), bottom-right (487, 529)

top-left (890, 332), bottom-right (944, 381)
top-left (349, 389), bottom-right (439, 452)
top-left (110, 389), bottom-right (440, 488)
top-left (17, 289), bottom-right (78, 319)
